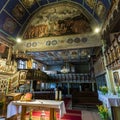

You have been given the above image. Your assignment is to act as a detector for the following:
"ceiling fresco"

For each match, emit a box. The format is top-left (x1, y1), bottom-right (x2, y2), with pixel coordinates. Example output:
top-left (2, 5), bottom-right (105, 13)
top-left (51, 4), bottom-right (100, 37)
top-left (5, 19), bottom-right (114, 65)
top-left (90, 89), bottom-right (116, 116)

top-left (0, 0), bottom-right (112, 41)
top-left (0, 0), bottom-right (112, 65)
top-left (23, 3), bottom-right (92, 39)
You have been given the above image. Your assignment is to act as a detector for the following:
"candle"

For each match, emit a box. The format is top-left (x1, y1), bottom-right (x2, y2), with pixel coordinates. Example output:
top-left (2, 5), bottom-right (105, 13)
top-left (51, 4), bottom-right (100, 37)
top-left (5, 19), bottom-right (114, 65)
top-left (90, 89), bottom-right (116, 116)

top-left (59, 91), bottom-right (62, 100)
top-left (55, 90), bottom-right (58, 100)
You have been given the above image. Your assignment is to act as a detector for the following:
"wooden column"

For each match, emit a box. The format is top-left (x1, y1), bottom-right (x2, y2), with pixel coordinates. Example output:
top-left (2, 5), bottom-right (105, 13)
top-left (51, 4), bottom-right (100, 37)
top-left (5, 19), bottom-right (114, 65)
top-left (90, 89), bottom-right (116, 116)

top-left (21, 106), bottom-right (26, 120)
top-left (50, 108), bottom-right (56, 120)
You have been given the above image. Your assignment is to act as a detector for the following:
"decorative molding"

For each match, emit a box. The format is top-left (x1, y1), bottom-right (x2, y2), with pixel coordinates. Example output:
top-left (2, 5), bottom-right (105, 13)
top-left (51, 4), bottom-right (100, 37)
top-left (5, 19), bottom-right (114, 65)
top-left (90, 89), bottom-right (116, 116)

top-left (14, 34), bottom-right (102, 52)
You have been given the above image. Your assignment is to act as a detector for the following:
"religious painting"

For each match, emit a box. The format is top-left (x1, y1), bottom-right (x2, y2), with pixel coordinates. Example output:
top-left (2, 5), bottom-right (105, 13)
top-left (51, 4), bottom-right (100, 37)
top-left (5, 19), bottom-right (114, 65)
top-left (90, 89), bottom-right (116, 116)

top-left (0, 43), bottom-right (9, 60)
top-left (69, 50), bottom-right (79, 59)
top-left (0, 43), bottom-right (7, 55)
top-left (57, 51), bottom-right (68, 60)
top-left (95, 1), bottom-right (106, 19)
top-left (23, 3), bottom-right (92, 39)
top-left (3, 17), bottom-right (17, 34)
top-left (12, 3), bottom-right (25, 20)
top-left (113, 72), bottom-right (120, 86)
top-left (85, 0), bottom-right (106, 19)
top-left (80, 49), bottom-right (88, 57)
top-left (19, 71), bottom-right (27, 84)
top-left (19, 71), bottom-right (27, 80)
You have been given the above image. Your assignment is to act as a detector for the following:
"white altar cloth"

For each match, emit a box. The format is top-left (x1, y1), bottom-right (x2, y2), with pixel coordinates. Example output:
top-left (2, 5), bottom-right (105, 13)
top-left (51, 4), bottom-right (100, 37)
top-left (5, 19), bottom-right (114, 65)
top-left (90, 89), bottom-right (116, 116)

top-left (7, 99), bottom-right (66, 118)
top-left (98, 91), bottom-right (120, 108)
top-left (7, 102), bottom-right (21, 118)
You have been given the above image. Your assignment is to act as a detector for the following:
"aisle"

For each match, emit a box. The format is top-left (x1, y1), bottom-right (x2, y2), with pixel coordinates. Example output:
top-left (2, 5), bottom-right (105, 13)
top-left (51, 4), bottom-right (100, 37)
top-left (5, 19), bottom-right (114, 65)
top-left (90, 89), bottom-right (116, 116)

top-left (82, 110), bottom-right (101, 120)
top-left (73, 106), bottom-right (101, 120)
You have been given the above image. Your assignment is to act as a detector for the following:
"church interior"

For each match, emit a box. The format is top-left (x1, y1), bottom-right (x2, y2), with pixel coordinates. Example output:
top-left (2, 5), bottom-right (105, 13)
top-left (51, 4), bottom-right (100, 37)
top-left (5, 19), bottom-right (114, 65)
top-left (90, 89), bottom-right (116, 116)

top-left (0, 0), bottom-right (120, 120)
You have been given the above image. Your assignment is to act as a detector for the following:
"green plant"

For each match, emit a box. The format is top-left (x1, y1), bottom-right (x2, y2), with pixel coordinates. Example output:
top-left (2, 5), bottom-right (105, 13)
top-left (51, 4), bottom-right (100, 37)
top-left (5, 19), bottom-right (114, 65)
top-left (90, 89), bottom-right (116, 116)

top-left (97, 105), bottom-right (108, 120)
top-left (116, 85), bottom-right (120, 97)
top-left (100, 86), bottom-right (108, 95)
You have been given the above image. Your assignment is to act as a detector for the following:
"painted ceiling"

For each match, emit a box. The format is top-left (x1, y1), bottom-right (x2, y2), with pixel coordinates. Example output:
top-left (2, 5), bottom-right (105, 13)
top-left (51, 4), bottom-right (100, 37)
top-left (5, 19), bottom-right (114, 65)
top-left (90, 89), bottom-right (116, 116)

top-left (27, 48), bottom-right (95, 65)
top-left (0, 0), bottom-right (112, 65)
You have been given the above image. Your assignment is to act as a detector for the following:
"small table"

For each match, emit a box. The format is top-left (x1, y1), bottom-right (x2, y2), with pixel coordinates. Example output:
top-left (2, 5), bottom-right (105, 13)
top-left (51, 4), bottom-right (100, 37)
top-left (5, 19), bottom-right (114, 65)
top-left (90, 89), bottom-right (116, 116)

top-left (98, 91), bottom-right (120, 120)
top-left (98, 91), bottom-right (120, 108)
top-left (10, 99), bottom-right (66, 120)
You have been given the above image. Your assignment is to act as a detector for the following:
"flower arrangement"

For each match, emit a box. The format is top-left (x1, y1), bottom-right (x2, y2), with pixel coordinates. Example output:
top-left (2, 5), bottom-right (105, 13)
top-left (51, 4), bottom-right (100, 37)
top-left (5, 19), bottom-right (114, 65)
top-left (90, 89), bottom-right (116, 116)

top-left (97, 105), bottom-right (108, 120)
top-left (99, 86), bottom-right (108, 95)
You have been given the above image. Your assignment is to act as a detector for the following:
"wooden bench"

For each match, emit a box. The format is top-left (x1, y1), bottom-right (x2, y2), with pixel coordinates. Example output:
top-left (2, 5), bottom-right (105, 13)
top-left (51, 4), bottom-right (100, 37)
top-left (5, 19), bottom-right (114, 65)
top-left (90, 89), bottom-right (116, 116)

top-left (72, 91), bottom-right (102, 107)
top-left (34, 91), bottom-right (55, 100)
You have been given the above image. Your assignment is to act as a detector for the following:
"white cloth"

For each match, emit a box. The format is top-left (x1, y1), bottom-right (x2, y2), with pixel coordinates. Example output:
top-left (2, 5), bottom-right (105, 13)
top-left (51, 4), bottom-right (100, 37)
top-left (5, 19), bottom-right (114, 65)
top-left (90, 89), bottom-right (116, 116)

top-left (98, 91), bottom-right (120, 107)
top-left (59, 101), bottom-right (66, 118)
top-left (7, 99), bottom-right (66, 118)
top-left (7, 102), bottom-right (21, 118)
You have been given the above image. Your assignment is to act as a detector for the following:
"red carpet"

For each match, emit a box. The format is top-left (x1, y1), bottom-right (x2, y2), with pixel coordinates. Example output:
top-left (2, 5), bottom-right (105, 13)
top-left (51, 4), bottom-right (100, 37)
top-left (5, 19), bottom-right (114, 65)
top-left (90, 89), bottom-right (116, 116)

top-left (66, 109), bottom-right (81, 114)
top-left (26, 109), bottom-right (82, 120)
top-left (62, 114), bottom-right (81, 120)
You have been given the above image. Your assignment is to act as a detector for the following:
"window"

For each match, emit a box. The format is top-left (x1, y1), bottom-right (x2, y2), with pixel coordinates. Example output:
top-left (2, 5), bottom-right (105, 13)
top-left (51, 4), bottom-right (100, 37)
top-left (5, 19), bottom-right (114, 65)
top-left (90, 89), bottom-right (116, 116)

top-left (18, 60), bottom-right (26, 69)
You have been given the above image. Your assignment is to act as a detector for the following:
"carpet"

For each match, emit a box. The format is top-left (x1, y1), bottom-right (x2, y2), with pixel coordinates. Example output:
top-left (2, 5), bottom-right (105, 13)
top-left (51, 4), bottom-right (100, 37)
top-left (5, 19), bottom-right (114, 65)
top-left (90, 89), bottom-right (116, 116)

top-left (26, 109), bottom-right (82, 120)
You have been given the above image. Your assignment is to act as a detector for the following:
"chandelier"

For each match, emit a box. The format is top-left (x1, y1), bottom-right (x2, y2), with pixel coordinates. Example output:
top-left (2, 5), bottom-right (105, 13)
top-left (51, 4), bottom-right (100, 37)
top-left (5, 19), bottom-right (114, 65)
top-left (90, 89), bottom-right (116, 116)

top-left (60, 62), bottom-right (69, 73)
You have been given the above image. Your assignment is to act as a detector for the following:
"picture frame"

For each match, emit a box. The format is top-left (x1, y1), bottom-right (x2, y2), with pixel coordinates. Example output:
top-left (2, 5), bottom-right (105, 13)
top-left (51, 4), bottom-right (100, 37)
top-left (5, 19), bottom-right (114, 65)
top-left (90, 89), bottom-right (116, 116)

top-left (113, 72), bottom-right (120, 86)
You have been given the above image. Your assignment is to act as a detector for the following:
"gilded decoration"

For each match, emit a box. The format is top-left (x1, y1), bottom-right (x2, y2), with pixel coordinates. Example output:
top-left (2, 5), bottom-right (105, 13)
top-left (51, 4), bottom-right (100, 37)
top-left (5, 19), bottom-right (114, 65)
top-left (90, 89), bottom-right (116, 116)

top-left (23, 4), bottom-right (92, 39)
top-left (85, 0), bottom-right (106, 19)
top-left (85, 0), bottom-right (96, 9)
top-left (22, 0), bottom-right (35, 8)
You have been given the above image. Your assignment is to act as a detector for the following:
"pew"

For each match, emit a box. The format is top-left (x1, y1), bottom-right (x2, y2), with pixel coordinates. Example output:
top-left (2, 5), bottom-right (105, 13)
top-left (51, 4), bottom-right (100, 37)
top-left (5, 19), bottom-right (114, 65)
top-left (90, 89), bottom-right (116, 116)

top-left (72, 91), bottom-right (102, 107)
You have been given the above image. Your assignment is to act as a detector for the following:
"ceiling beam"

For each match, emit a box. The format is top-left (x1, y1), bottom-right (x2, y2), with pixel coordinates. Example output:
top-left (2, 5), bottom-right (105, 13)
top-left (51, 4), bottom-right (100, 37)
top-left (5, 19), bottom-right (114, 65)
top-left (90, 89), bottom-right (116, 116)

top-left (14, 33), bottom-right (102, 52)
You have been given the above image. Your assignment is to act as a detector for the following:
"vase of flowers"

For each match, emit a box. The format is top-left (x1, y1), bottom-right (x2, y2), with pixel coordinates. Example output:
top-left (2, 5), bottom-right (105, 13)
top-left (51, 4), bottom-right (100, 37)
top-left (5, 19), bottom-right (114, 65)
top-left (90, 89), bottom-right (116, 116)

top-left (97, 105), bottom-right (108, 120)
top-left (100, 86), bottom-right (108, 95)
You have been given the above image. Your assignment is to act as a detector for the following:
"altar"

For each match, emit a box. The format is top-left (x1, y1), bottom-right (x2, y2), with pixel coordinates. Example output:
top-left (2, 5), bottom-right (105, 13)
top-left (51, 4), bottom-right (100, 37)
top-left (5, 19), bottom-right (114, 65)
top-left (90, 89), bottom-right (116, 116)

top-left (7, 99), bottom-right (66, 120)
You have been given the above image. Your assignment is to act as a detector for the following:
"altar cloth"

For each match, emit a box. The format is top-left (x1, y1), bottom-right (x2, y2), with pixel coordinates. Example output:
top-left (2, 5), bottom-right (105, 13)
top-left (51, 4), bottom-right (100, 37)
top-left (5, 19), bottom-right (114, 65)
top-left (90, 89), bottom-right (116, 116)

top-left (7, 99), bottom-right (66, 119)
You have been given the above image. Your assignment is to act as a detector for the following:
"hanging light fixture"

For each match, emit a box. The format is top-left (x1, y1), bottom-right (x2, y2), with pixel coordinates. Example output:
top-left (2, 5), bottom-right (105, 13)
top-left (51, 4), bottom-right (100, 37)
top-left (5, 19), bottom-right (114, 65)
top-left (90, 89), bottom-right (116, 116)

top-left (60, 61), bottom-right (69, 73)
